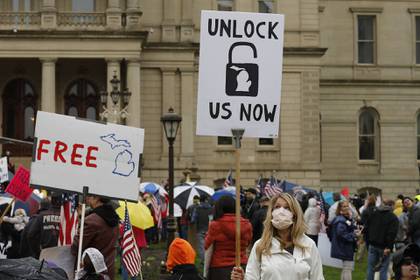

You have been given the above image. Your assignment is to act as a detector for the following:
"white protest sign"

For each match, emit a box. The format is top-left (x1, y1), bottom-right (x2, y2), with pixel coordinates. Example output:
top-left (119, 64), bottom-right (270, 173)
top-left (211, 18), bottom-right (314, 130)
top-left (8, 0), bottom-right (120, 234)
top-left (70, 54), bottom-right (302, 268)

top-left (196, 11), bottom-right (284, 138)
top-left (0, 157), bottom-right (8, 183)
top-left (30, 111), bottom-right (144, 201)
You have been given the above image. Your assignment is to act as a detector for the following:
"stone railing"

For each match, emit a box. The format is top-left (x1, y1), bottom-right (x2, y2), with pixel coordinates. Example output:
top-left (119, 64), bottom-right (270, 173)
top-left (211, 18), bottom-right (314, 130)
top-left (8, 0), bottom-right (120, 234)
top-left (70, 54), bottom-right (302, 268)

top-left (0, 12), bottom-right (41, 28)
top-left (58, 12), bottom-right (106, 28)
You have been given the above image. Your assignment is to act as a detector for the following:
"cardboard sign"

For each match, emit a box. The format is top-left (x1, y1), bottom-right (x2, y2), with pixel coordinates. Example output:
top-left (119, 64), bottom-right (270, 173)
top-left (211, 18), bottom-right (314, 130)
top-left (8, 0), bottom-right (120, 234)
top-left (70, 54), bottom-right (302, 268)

top-left (196, 11), bottom-right (284, 138)
top-left (5, 166), bottom-right (32, 201)
top-left (30, 111), bottom-right (144, 201)
top-left (0, 157), bottom-right (8, 183)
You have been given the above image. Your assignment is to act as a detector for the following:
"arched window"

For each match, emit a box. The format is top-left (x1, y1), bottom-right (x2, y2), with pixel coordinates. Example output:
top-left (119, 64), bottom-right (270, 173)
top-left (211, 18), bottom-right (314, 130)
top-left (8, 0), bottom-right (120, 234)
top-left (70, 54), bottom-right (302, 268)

top-left (417, 114), bottom-right (420, 160)
top-left (2, 78), bottom-right (37, 155)
top-left (65, 79), bottom-right (99, 120)
top-left (359, 108), bottom-right (379, 160)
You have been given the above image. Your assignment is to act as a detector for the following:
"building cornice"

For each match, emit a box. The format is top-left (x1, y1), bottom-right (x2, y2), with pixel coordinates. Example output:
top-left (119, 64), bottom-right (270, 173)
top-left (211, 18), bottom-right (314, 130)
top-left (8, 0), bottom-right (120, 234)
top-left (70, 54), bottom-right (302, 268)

top-left (320, 79), bottom-right (420, 87)
top-left (0, 30), bottom-right (148, 40)
top-left (143, 42), bottom-right (199, 51)
top-left (284, 47), bottom-right (328, 56)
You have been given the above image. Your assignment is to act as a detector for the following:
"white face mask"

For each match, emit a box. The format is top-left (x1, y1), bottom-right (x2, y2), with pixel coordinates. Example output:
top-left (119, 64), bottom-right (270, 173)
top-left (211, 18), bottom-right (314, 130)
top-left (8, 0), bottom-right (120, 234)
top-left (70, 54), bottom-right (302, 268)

top-left (271, 207), bottom-right (294, 230)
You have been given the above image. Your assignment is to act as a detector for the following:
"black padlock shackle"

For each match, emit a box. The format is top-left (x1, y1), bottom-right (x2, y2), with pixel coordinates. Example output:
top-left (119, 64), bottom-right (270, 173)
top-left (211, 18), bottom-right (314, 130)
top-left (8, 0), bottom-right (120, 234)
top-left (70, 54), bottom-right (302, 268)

top-left (228, 42), bottom-right (257, 64)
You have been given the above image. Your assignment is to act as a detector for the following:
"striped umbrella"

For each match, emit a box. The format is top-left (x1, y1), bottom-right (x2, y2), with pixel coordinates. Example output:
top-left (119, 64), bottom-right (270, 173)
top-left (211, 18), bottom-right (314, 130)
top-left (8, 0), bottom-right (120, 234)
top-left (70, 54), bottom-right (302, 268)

top-left (174, 182), bottom-right (214, 209)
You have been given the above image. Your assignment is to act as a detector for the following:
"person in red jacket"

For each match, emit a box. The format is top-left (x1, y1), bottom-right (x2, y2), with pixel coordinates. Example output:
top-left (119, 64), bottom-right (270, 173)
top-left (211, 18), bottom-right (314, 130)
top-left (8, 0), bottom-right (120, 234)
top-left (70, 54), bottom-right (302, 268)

top-left (204, 195), bottom-right (252, 280)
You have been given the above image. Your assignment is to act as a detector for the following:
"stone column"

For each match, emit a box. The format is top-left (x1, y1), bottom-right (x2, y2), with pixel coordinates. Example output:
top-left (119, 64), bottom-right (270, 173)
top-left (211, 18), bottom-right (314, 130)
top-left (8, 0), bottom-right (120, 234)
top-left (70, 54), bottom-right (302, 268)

top-left (180, 68), bottom-right (195, 160)
top-left (106, 59), bottom-right (121, 123)
top-left (162, 0), bottom-right (177, 42)
top-left (161, 68), bottom-right (177, 154)
top-left (106, 0), bottom-right (122, 30)
top-left (126, 0), bottom-right (142, 30)
top-left (126, 59), bottom-right (141, 128)
top-left (40, 58), bottom-right (57, 113)
top-left (180, 0), bottom-right (194, 42)
top-left (41, 0), bottom-right (57, 29)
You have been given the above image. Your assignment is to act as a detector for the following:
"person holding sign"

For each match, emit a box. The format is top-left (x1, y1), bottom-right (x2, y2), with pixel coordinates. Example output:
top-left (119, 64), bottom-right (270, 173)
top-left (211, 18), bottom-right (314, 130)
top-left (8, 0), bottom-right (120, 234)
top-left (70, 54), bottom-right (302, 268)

top-left (231, 193), bottom-right (324, 280)
top-left (71, 195), bottom-right (119, 280)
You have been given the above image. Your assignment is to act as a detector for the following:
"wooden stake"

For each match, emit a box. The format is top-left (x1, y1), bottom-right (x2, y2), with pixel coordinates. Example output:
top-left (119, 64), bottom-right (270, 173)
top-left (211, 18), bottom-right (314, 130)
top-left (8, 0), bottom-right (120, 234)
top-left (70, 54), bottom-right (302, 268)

top-left (0, 197), bottom-right (15, 224)
top-left (76, 186), bottom-right (89, 273)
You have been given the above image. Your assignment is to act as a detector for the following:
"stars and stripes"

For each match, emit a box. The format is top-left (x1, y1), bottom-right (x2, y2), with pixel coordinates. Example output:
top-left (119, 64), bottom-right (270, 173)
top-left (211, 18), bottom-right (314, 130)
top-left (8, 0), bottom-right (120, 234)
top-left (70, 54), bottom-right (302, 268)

top-left (256, 174), bottom-right (265, 196)
top-left (122, 201), bottom-right (142, 277)
top-left (150, 193), bottom-right (162, 229)
top-left (223, 170), bottom-right (233, 188)
top-left (264, 176), bottom-right (282, 198)
top-left (58, 194), bottom-right (79, 246)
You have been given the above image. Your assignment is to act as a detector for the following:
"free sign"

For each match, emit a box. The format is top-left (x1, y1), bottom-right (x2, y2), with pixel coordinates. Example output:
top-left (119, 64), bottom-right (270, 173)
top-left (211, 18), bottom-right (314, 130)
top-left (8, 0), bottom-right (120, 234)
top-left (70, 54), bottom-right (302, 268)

top-left (30, 111), bottom-right (144, 201)
top-left (196, 11), bottom-right (284, 138)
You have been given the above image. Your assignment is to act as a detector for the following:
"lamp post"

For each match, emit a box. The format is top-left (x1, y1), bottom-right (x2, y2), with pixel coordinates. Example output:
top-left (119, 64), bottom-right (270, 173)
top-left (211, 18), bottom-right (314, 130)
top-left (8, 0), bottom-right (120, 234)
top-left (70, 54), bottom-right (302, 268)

top-left (99, 71), bottom-right (131, 124)
top-left (161, 107), bottom-right (182, 249)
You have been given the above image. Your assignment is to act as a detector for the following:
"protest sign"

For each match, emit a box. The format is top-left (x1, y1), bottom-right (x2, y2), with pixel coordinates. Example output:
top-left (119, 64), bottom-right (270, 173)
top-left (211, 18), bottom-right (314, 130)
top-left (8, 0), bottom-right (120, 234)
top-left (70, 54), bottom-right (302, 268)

top-left (318, 233), bottom-right (354, 270)
top-left (30, 111), bottom-right (144, 201)
top-left (0, 157), bottom-right (8, 183)
top-left (5, 166), bottom-right (32, 201)
top-left (196, 11), bottom-right (284, 138)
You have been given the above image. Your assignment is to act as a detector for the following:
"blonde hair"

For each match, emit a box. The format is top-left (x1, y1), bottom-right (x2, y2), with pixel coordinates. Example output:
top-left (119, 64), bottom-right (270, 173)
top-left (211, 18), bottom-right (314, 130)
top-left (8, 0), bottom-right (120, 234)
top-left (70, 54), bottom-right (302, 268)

top-left (255, 193), bottom-right (307, 260)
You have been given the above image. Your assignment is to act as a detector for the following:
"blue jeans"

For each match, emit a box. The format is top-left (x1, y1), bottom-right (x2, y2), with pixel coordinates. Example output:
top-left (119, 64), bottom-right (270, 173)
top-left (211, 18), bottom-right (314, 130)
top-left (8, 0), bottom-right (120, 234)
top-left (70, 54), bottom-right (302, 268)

top-left (366, 245), bottom-right (390, 280)
top-left (197, 231), bottom-right (206, 262)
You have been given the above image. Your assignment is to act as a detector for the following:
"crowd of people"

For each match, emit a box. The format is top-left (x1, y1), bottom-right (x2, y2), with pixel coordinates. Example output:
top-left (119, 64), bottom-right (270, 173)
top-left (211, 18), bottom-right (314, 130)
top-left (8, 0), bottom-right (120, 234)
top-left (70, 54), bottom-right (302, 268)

top-left (1, 180), bottom-right (420, 280)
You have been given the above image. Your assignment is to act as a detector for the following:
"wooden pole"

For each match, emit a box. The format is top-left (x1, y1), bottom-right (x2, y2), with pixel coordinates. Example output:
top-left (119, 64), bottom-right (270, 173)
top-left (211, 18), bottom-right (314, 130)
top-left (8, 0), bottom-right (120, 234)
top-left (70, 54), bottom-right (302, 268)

top-left (232, 129), bottom-right (244, 267)
top-left (76, 186), bottom-right (89, 272)
top-left (0, 197), bottom-right (15, 223)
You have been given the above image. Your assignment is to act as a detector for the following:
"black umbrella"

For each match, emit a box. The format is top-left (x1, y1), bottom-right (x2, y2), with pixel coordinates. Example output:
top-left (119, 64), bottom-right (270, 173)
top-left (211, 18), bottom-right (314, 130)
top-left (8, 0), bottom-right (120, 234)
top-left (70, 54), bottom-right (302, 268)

top-left (174, 182), bottom-right (215, 209)
top-left (0, 257), bottom-right (68, 280)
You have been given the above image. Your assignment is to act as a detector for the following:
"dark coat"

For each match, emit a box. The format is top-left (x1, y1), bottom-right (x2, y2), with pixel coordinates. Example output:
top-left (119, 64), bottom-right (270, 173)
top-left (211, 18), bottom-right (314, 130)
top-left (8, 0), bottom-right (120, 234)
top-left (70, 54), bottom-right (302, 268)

top-left (195, 202), bottom-right (212, 232)
top-left (26, 206), bottom-right (61, 258)
top-left (330, 215), bottom-right (357, 261)
top-left (71, 204), bottom-right (119, 280)
top-left (408, 206), bottom-right (420, 240)
top-left (250, 206), bottom-right (268, 243)
top-left (244, 198), bottom-right (259, 220)
top-left (367, 205), bottom-right (399, 249)
top-left (164, 264), bottom-right (204, 280)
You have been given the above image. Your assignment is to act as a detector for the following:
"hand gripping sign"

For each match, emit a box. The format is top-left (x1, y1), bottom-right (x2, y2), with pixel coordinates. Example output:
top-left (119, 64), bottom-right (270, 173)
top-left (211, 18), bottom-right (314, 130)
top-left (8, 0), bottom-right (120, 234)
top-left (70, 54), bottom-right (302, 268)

top-left (30, 111), bottom-right (144, 201)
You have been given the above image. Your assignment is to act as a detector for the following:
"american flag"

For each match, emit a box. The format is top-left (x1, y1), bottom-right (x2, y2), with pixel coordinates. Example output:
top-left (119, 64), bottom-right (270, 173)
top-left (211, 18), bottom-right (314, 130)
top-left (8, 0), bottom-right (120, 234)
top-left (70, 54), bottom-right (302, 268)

top-left (256, 174), bottom-right (265, 196)
top-left (122, 201), bottom-right (142, 277)
top-left (58, 194), bottom-right (79, 246)
top-left (223, 169), bottom-right (233, 188)
top-left (264, 176), bottom-right (282, 198)
top-left (150, 193), bottom-right (162, 229)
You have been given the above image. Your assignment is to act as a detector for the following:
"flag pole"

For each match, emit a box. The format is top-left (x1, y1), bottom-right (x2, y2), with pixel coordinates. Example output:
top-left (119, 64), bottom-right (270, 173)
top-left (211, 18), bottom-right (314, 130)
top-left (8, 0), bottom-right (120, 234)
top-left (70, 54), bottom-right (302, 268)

top-left (232, 128), bottom-right (244, 268)
top-left (0, 197), bottom-right (15, 223)
top-left (76, 186), bottom-right (89, 273)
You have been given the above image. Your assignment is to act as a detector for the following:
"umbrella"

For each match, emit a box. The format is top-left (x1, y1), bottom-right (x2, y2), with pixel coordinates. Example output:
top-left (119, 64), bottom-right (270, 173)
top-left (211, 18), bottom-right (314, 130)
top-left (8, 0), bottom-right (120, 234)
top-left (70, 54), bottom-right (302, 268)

top-left (139, 182), bottom-right (168, 197)
top-left (174, 182), bottom-right (214, 209)
top-left (212, 186), bottom-right (236, 201)
top-left (0, 257), bottom-right (68, 280)
top-left (174, 203), bottom-right (182, 218)
top-left (0, 192), bottom-right (42, 216)
top-left (321, 191), bottom-right (345, 206)
top-left (116, 200), bottom-right (154, 230)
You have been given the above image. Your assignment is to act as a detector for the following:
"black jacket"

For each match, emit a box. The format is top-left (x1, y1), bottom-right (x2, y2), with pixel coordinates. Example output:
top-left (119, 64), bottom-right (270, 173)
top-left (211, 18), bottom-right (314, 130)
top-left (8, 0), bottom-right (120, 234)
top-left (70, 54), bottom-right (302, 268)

top-left (367, 205), bottom-right (399, 249)
top-left (195, 202), bottom-right (212, 232)
top-left (165, 264), bottom-right (204, 280)
top-left (250, 206), bottom-right (268, 243)
top-left (26, 206), bottom-right (61, 258)
top-left (408, 206), bottom-right (420, 240)
top-left (244, 198), bottom-right (259, 220)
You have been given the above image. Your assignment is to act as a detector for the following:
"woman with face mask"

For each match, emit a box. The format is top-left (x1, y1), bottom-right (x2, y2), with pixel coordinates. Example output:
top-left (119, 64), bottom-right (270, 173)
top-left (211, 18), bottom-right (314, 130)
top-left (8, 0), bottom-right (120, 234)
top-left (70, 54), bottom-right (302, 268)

top-left (231, 193), bottom-right (324, 280)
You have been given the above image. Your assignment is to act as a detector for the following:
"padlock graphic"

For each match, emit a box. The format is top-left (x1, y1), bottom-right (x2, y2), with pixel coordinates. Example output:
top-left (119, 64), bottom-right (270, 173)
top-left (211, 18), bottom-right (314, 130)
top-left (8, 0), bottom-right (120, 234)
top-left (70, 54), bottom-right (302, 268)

top-left (225, 42), bottom-right (259, 97)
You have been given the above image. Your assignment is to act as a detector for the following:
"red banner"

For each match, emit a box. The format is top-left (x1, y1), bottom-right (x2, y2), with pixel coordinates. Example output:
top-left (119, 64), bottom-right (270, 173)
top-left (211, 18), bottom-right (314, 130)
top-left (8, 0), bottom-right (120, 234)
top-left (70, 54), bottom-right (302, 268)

top-left (5, 166), bottom-right (32, 201)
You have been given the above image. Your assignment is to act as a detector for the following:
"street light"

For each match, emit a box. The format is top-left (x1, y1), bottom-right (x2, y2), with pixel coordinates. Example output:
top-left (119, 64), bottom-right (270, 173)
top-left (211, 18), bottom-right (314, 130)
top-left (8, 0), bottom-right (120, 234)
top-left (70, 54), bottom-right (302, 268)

top-left (161, 107), bottom-right (182, 249)
top-left (100, 71), bottom-right (132, 124)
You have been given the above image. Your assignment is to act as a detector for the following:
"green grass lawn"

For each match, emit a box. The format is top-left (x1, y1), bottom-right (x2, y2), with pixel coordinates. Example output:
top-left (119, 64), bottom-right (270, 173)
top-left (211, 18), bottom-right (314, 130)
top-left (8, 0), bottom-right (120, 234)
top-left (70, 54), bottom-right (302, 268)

top-left (323, 256), bottom-right (368, 280)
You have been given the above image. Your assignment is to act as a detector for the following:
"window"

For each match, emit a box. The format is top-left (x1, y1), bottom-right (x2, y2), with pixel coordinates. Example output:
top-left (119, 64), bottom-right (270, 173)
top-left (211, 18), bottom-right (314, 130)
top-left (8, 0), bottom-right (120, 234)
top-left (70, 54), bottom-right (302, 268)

top-left (12, 0), bottom-right (31, 11)
top-left (72, 0), bottom-right (94, 12)
top-left (417, 114), bottom-right (420, 160)
top-left (259, 138), bottom-right (274, 145)
top-left (65, 79), bottom-right (99, 120)
top-left (218, 0), bottom-right (233, 11)
top-left (2, 79), bottom-right (37, 156)
top-left (217, 136), bottom-right (232, 145)
top-left (416, 17), bottom-right (420, 64)
top-left (359, 109), bottom-right (379, 160)
top-left (358, 15), bottom-right (375, 64)
top-left (258, 0), bottom-right (273, 13)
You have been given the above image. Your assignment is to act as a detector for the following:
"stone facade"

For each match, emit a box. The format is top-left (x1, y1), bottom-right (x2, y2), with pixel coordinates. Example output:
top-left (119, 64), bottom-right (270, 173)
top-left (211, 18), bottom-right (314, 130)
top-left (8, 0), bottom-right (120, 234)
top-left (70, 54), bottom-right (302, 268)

top-left (1, 0), bottom-right (417, 197)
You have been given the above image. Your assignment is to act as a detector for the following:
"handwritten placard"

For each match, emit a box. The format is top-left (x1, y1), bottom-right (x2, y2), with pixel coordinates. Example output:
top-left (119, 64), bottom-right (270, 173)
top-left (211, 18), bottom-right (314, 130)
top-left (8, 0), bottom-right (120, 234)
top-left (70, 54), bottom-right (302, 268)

top-left (5, 166), bottom-right (32, 201)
